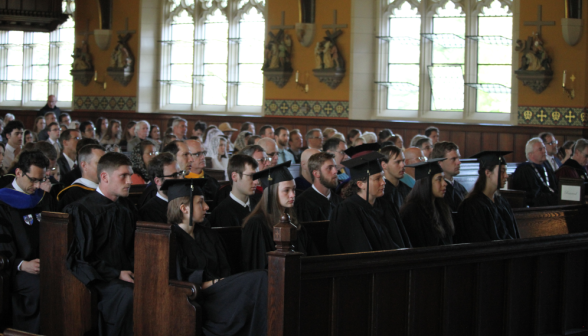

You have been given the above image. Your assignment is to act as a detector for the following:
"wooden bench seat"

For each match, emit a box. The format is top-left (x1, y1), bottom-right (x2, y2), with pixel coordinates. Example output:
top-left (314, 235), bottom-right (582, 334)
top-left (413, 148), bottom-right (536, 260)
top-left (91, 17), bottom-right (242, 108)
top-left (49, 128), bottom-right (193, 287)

top-left (513, 204), bottom-right (588, 238)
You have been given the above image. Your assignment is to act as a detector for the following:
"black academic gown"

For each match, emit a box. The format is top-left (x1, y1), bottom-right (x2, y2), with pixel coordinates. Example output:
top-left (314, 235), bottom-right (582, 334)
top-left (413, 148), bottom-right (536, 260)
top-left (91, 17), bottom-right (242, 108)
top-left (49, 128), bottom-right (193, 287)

top-left (137, 182), bottom-right (158, 209)
top-left (399, 202), bottom-right (453, 247)
top-left (172, 224), bottom-right (267, 336)
top-left (294, 176), bottom-right (312, 193)
top-left (57, 183), bottom-right (95, 211)
top-left (444, 179), bottom-right (468, 212)
top-left (64, 192), bottom-right (136, 336)
top-left (138, 195), bottom-right (168, 224)
top-left (510, 162), bottom-right (558, 207)
top-left (212, 184), bottom-right (232, 208)
top-left (0, 174), bottom-right (15, 188)
top-left (295, 187), bottom-right (341, 222)
top-left (383, 180), bottom-right (411, 210)
top-left (60, 166), bottom-right (82, 187)
top-left (241, 213), bottom-right (318, 271)
top-left (56, 154), bottom-right (73, 176)
top-left (0, 187), bottom-right (54, 333)
top-left (328, 194), bottom-right (411, 254)
top-left (209, 194), bottom-right (258, 228)
top-left (186, 174), bottom-right (221, 211)
top-left (454, 193), bottom-right (520, 243)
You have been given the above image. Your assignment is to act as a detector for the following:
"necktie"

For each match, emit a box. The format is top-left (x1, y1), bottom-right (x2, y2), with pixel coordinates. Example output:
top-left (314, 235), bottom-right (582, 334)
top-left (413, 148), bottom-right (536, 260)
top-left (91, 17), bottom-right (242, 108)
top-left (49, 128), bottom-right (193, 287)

top-left (279, 150), bottom-right (285, 163)
top-left (551, 157), bottom-right (557, 170)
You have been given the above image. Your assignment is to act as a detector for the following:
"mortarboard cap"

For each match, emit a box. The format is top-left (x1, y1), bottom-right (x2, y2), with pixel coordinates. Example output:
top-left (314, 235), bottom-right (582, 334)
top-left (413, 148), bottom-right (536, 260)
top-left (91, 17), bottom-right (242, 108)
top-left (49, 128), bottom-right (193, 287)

top-left (251, 161), bottom-right (294, 214)
top-left (342, 152), bottom-right (385, 180)
top-left (470, 151), bottom-right (512, 168)
top-left (406, 158), bottom-right (447, 181)
top-left (344, 143), bottom-right (381, 159)
top-left (161, 178), bottom-right (208, 226)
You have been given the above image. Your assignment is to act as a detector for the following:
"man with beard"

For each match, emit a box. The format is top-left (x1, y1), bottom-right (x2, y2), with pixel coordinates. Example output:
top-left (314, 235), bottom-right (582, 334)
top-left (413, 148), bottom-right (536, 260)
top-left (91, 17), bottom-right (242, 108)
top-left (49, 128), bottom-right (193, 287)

top-left (274, 127), bottom-right (295, 164)
top-left (295, 152), bottom-right (342, 222)
top-left (430, 142), bottom-right (467, 211)
top-left (380, 145), bottom-right (411, 210)
top-left (138, 152), bottom-right (182, 223)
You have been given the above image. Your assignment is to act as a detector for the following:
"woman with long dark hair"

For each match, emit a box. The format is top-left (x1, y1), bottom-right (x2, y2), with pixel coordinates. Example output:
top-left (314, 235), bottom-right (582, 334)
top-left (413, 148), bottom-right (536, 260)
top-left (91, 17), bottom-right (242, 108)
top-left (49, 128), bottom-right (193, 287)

top-left (454, 151), bottom-right (519, 243)
top-left (95, 117), bottom-right (108, 140)
top-left (400, 159), bottom-right (454, 247)
top-left (100, 119), bottom-right (122, 146)
top-left (241, 161), bottom-right (317, 271)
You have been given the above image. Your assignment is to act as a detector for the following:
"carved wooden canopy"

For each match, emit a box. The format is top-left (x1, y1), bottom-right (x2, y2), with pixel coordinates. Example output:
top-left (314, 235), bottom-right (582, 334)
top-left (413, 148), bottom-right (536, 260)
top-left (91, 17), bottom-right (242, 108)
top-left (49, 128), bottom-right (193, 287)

top-left (0, 0), bottom-right (69, 32)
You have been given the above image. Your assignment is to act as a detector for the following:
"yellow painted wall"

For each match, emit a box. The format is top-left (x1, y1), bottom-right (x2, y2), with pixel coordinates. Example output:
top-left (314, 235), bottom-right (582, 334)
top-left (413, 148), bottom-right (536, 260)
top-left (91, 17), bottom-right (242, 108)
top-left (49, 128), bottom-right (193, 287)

top-left (517, 0), bottom-right (587, 108)
top-left (265, 0), bottom-right (351, 101)
top-left (74, 0), bottom-right (140, 97)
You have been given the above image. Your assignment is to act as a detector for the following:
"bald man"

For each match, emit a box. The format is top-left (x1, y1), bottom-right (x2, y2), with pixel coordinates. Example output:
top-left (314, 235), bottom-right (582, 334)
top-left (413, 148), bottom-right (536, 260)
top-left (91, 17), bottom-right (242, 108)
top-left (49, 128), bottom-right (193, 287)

top-left (258, 138), bottom-right (279, 168)
top-left (295, 148), bottom-right (320, 192)
top-left (401, 147), bottom-right (426, 188)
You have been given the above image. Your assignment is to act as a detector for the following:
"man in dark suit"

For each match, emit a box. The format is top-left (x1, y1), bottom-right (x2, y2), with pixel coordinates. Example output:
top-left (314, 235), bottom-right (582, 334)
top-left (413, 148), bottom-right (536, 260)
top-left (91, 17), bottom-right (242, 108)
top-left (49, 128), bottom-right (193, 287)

top-left (37, 95), bottom-right (61, 118)
top-left (539, 132), bottom-right (562, 171)
top-left (57, 129), bottom-right (80, 177)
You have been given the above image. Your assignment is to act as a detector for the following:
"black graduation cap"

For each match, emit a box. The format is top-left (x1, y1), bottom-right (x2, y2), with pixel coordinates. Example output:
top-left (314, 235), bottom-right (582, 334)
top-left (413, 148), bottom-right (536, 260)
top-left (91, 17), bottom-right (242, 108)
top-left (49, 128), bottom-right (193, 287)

top-left (470, 151), bottom-right (512, 168)
top-left (406, 158), bottom-right (447, 181)
top-left (161, 178), bottom-right (208, 227)
top-left (251, 161), bottom-right (294, 214)
top-left (344, 143), bottom-right (381, 158)
top-left (342, 152), bottom-right (385, 199)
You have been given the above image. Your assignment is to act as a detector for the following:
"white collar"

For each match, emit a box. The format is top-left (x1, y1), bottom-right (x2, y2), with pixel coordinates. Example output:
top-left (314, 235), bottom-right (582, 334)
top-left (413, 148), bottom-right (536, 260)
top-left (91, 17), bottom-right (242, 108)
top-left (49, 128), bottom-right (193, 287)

top-left (312, 184), bottom-right (331, 200)
top-left (48, 137), bottom-right (57, 145)
top-left (156, 191), bottom-right (168, 202)
top-left (444, 178), bottom-right (454, 186)
top-left (96, 186), bottom-right (105, 196)
top-left (12, 179), bottom-right (26, 193)
top-left (63, 153), bottom-right (76, 168)
top-left (229, 191), bottom-right (250, 208)
top-left (72, 177), bottom-right (98, 189)
top-left (6, 143), bottom-right (15, 152)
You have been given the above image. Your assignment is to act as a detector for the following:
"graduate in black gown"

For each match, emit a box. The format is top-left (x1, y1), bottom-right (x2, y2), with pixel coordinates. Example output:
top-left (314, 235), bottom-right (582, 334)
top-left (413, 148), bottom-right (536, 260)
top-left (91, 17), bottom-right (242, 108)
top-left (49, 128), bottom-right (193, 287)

top-left (380, 145), bottom-right (411, 210)
top-left (163, 178), bottom-right (268, 336)
top-left (56, 144), bottom-right (105, 211)
top-left (455, 151), bottom-right (520, 243)
top-left (64, 152), bottom-right (136, 336)
top-left (242, 161), bottom-right (318, 271)
top-left (430, 141), bottom-right (468, 211)
top-left (0, 150), bottom-right (55, 333)
top-left (138, 152), bottom-right (183, 223)
top-left (210, 155), bottom-right (260, 227)
top-left (328, 152), bottom-right (411, 254)
top-left (295, 152), bottom-right (341, 222)
top-left (400, 159), bottom-right (455, 247)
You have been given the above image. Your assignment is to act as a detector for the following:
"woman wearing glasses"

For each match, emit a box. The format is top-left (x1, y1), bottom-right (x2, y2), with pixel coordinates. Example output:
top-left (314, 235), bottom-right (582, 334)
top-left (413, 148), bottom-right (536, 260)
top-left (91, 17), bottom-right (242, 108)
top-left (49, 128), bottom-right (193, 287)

top-left (130, 141), bottom-right (158, 184)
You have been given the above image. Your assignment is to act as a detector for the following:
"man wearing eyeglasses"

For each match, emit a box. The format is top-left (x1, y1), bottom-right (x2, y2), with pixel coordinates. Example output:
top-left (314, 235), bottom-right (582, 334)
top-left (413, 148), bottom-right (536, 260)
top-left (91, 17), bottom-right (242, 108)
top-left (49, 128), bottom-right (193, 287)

top-left (539, 132), bottom-right (561, 171)
top-left (57, 144), bottom-right (105, 211)
top-left (79, 121), bottom-right (96, 140)
top-left (2, 120), bottom-right (24, 170)
top-left (555, 139), bottom-right (588, 191)
top-left (183, 139), bottom-right (220, 208)
top-left (430, 141), bottom-right (467, 212)
top-left (258, 138), bottom-right (279, 168)
top-left (401, 147), bottom-right (426, 188)
top-left (46, 122), bottom-right (61, 157)
top-left (139, 152), bottom-right (183, 223)
top-left (57, 129), bottom-right (80, 176)
top-left (305, 128), bottom-right (324, 150)
top-left (0, 150), bottom-right (56, 333)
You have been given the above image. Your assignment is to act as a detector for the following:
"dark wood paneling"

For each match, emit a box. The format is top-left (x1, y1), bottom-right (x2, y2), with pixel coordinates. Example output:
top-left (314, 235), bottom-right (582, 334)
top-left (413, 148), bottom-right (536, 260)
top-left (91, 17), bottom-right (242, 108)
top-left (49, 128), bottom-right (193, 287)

top-left (372, 271), bottom-right (410, 336)
top-left (299, 278), bottom-right (332, 336)
top-left (450, 131), bottom-right (466, 152)
top-left (477, 261), bottom-right (507, 336)
top-left (506, 258), bottom-right (536, 336)
top-left (409, 268), bottom-right (443, 335)
top-left (332, 274), bottom-right (372, 336)
top-left (563, 251), bottom-right (588, 331)
top-left (536, 254), bottom-right (563, 335)
top-left (482, 132), bottom-right (497, 152)
top-left (443, 264), bottom-right (476, 336)
top-left (514, 134), bottom-right (531, 163)
top-left (465, 132), bottom-right (481, 158)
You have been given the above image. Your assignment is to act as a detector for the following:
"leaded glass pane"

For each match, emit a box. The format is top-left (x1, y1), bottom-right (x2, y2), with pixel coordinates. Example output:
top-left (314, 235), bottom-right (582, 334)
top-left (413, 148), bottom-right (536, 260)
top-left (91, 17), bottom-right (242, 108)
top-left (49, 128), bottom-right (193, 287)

top-left (238, 8), bottom-right (263, 106)
top-left (203, 9), bottom-right (228, 105)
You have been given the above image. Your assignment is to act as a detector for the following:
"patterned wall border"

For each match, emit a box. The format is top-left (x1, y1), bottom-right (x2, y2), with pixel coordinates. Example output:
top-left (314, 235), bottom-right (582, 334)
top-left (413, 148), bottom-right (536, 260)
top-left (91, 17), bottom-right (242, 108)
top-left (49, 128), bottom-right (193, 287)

top-left (518, 106), bottom-right (587, 127)
top-left (264, 99), bottom-right (349, 118)
top-left (74, 96), bottom-right (137, 111)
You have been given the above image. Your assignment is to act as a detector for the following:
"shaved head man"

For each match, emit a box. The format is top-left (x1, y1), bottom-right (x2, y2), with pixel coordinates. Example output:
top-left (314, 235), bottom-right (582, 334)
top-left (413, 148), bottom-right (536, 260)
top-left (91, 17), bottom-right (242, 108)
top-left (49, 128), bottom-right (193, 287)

top-left (295, 148), bottom-right (320, 192)
top-left (402, 147), bottom-right (426, 188)
top-left (257, 138), bottom-right (279, 168)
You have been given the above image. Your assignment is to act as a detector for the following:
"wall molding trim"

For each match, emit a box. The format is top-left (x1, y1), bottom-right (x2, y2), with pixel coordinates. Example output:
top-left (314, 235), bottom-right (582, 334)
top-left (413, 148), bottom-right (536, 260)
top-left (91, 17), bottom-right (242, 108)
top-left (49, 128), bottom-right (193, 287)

top-left (74, 96), bottom-right (137, 111)
top-left (518, 106), bottom-right (586, 127)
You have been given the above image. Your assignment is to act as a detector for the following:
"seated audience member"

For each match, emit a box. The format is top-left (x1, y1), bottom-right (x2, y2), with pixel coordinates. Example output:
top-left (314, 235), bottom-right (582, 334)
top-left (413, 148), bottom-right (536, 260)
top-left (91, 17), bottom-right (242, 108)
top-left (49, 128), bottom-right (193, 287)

top-left (164, 179), bottom-right (268, 336)
top-left (247, 135), bottom-right (261, 145)
top-left (139, 152), bottom-right (182, 223)
top-left (430, 141), bottom-right (467, 211)
top-left (0, 143), bottom-right (5, 175)
top-left (149, 124), bottom-right (161, 146)
top-left (455, 151), bottom-right (520, 243)
top-left (3, 120), bottom-right (24, 169)
top-left (241, 121), bottom-right (255, 135)
top-left (95, 117), bottom-right (108, 140)
top-left (202, 125), bottom-right (217, 143)
top-left (57, 144), bottom-right (105, 210)
top-left (539, 132), bottom-right (561, 171)
top-left (259, 125), bottom-right (274, 139)
top-left (36, 112), bottom-right (56, 141)
top-left (37, 95), bottom-right (60, 118)
top-left (388, 134), bottom-right (404, 150)
top-left (0, 150), bottom-right (55, 332)
top-left (380, 145), bottom-right (411, 209)
top-left (295, 148), bottom-right (320, 192)
top-left (184, 139), bottom-right (220, 204)
top-left (328, 152), bottom-right (410, 254)
top-left (64, 152), bottom-right (135, 336)
top-left (410, 134), bottom-right (427, 147)
top-left (207, 133), bottom-right (229, 171)
top-left (347, 129), bottom-right (362, 147)
top-left (378, 129), bottom-right (393, 144)
top-left (128, 120), bottom-right (156, 150)
top-left (242, 162), bottom-right (318, 271)
top-left (100, 119), bottom-right (122, 146)
top-left (305, 128), bottom-right (324, 150)
top-left (296, 152), bottom-right (341, 222)
top-left (555, 139), bottom-right (588, 184)
top-left (218, 122), bottom-right (237, 150)
top-left (57, 129), bottom-right (80, 177)
top-left (4, 113), bottom-right (15, 124)
top-left (172, 118), bottom-right (188, 140)
top-left (510, 137), bottom-right (558, 207)
top-left (2, 142), bottom-right (58, 193)
top-left (160, 134), bottom-right (177, 151)
top-left (46, 122), bottom-right (61, 156)
top-left (360, 131), bottom-right (377, 144)
top-left (130, 141), bottom-right (158, 184)
top-left (32, 116), bottom-right (46, 136)
top-left (323, 137), bottom-right (349, 184)
top-left (233, 131), bottom-right (252, 153)
top-left (414, 136), bottom-right (433, 159)
top-left (400, 159), bottom-right (454, 247)
top-left (210, 155), bottom-right (259, 227)
top-left (119, 120), bottom-right (137, 150)
top-left (79, 121), bottom-right (96, 139)
top-left (58, 113), bottom-right (72, 127)
top-left (258, 138), bottom-right (279, 168)
top-left (192, 120), bottom-right (207, 139)
top-left (351, 137), bottom-right (364, 147)
top-left (331, 132), bottom-right (346, 142)
top-left (425, 126), bottom-right (440, 144)
top-left (323, 128), bottom-right (337, 139)
top-left (287, 129), bottom-right (303, 163)
top-left (274, 127), bottom-right (295, 164)
top-left (59, 138), bottom-right (100, 187)
top-left (24, 130), bottom-right (36, 144)
top-left (557, 140), bottom-right (574, 164)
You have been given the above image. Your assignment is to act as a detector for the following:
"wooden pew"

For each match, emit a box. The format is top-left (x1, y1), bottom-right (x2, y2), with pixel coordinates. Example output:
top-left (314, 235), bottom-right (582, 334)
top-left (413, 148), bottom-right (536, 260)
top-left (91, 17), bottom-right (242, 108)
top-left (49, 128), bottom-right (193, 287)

top-left (39, 211), bottom-right (97, 336)
top-left (134, 221), bottom-right (199, 336)
top-left (454, 161), bottom-right (518, 192)
top-left (513, 204), bottom-right (588, 238)
top-left (0, 254), bottom-right (11, 331)
top-left (2, 329), bottom-right (42, 336)
top-left (203, 168), bottom-right (226, 182)
top-left (268, 216), bottom-right (588, 336)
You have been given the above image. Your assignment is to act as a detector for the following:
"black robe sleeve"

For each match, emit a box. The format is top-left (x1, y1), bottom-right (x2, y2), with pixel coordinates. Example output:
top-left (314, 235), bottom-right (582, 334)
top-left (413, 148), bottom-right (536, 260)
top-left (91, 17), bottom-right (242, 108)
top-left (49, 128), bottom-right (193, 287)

top-left (400, 203), bottom-right (446, 247)
top-left (241, 215), bottom-right (274, 271)
top-left (138, 196), bottom-right (168, 224)
top-left (510, 164), bottom-right (558, 207)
